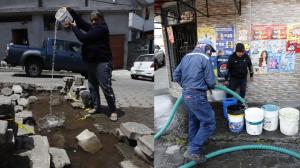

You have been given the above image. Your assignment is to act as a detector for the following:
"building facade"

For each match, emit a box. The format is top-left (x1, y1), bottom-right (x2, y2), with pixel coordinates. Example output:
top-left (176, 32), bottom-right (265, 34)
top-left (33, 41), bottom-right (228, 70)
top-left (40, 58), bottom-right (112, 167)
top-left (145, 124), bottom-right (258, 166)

top-left (0, 0), bottom-right (147, 69)
top-left (161, 0), bottom-right (300, 105)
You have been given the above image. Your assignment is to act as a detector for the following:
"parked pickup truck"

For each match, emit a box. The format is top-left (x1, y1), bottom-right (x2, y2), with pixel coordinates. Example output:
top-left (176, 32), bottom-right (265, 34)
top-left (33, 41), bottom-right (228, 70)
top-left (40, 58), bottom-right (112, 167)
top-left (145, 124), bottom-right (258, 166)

top-left (4, 38), bottom-right (87, 77)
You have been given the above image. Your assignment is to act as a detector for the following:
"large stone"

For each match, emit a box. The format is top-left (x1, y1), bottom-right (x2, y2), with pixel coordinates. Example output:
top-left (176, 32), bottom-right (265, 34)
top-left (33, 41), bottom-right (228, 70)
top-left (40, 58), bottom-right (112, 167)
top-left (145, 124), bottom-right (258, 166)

top-left (15, 111), bottom-right (35, 136)
top-left (137, 135), bottom-right (154, 158)
top-left (14, 105), bottom-right (24, 113)
top-left (134, 146), bottom-right (153, 164)
top-left (1, 87), bottom-right (13, 96)
top-left (10, 94), bottom-right (21, 102)
top-left (49, 147), bottom-right (71, 168)
top-left (17, 98), bottom-right (29, 107)
top-left (19, 135), bottom-right (50, 168)
top-left (0, 120), bottom-right (8, 143)
top-left (0, 95), bottom-right (13, 118)
top-left (28, 96), bottom-right (38, 104)
top-left (12, 85), bottom-right (23, 94)
top-left (120, 122), bottom-right (153, 140)
top-left (80, 90), bottom-right (92, 107)
top-left (165, 145), bottom-right (181, 155)
top-left (76, 129), bottom-right (103, 154)
top-left (120, 160), bottom-right (139, 168)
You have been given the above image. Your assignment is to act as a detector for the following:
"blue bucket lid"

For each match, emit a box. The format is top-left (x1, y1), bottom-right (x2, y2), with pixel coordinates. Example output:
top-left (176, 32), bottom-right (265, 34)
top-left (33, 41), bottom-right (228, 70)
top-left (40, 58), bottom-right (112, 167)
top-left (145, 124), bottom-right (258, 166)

top-left (262, 104), bottom-right (279, 112)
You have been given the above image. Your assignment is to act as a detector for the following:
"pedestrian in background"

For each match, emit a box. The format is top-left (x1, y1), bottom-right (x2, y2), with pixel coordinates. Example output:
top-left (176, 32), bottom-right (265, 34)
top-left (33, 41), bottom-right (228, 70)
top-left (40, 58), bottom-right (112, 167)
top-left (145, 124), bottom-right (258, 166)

top-left (224, 43), bottom-right (254, 99)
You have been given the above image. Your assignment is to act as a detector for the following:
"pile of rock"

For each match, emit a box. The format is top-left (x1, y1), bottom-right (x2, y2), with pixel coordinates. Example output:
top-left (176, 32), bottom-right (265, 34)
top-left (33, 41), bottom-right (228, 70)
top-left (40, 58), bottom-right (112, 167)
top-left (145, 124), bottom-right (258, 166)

top-left (116, 122), bottom-right (154, 167)
top-left (0, 84), bottom-right (71, 168)
top-left (16, 135), bottom-right (70, 168)
top-left (62, 76), bottom-right (92, 109)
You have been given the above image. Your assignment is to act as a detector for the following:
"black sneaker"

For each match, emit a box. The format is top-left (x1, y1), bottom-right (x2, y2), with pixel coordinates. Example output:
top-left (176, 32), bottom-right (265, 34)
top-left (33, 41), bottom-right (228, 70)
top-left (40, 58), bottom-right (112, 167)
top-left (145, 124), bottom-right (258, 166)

top-left (183, 151), bottom-right (206, 164)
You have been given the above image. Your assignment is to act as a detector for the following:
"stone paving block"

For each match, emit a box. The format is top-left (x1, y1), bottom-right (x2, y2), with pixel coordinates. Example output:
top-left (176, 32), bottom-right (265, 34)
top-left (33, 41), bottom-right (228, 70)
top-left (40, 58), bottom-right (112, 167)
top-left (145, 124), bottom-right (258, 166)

top-left (1, 87), bottom-right (12, 96)
top-left (10, 94), bottom-right (21, 102)
top-left (120, 122), bottom-right (153, 140)
top-left (49, 147), bottom-right (71, 168)
top-left (12, 85), bottom-right (23, 94)
top-left (17, 98), bottom-right (29, 108)
top-left (137, 135), bottom-right (154, 158)
top-left (28, 96), bottom-right (38, 104)
top-left (120, 160), bottom-right (139, 168)
top-left (0, 95), bottom-right (13, 117)
top-left (14, 105), bottom-right (23, 113)
top-left (0, 120), bottom-right (8, 144)
top-left (134, 146), bottom-right (153, 164)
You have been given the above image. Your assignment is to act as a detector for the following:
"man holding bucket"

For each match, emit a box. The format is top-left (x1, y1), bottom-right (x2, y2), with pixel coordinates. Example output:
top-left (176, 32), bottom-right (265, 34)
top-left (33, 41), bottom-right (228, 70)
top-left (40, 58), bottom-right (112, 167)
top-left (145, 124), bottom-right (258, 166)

top-left (173, 39), bottom-right (217, 163)
top-left (64, 7), bottom-right (118, 121)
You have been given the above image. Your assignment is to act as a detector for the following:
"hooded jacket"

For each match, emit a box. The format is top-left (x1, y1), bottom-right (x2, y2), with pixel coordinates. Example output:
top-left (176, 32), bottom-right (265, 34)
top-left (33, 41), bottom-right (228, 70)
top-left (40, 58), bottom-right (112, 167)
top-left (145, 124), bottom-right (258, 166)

top-left (173, 45), bottom-right (216, 91)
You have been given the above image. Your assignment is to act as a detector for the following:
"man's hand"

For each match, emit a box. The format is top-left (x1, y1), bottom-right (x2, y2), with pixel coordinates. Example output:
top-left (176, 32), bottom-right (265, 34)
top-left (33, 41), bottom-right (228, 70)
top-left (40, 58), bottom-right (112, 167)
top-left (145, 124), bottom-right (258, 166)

top-left (224, 81), bottom-right (229, 86)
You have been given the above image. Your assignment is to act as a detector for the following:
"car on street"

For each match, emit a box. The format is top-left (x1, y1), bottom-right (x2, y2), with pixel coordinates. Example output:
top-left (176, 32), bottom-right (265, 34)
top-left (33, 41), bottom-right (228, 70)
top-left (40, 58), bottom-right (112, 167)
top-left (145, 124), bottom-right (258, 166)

top-left (154, 45), bottom-right (165, 68)
top-left (4, 38), bottom-right (87, 77)
top-left (130, 54), bottom-right (155, 81)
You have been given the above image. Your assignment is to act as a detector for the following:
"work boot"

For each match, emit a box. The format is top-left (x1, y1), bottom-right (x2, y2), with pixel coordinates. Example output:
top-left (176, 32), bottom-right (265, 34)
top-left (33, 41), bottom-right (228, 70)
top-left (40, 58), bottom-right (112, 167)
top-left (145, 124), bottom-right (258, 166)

top-left (183, 151), bottom-right (206, 164)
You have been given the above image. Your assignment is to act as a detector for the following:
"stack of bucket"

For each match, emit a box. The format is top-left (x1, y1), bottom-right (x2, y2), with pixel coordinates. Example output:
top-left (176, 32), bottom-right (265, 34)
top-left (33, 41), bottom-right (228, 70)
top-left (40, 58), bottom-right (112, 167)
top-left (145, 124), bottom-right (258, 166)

top-left (224, 102), bottom-right (300, 136)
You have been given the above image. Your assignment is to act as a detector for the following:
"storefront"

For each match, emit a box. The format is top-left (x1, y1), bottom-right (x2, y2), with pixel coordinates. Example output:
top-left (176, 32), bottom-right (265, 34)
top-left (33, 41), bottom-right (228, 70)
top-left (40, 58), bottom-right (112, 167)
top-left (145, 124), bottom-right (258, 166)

top-left (159, 0), bottom-right (300, 104)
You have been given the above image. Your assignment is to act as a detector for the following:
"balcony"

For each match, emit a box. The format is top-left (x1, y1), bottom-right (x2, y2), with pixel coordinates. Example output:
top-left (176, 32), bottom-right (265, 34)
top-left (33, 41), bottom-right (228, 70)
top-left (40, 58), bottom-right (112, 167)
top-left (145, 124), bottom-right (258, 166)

top-left (129, 12), bottom-right (144, 31)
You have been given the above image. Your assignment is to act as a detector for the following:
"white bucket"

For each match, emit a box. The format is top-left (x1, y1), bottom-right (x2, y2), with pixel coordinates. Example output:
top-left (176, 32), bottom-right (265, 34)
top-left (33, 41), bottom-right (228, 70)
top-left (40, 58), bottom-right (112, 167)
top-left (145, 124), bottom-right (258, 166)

top-left (55, 7), bottom-right (73, 25)
top-left (211, 90), bottom-right (226, 102)
top-left (245, 107), bottom-right (264, 135)
top-left (261, 104), bottom-right (279, 131)
top-left (279, 108), bottom-right (299, 136)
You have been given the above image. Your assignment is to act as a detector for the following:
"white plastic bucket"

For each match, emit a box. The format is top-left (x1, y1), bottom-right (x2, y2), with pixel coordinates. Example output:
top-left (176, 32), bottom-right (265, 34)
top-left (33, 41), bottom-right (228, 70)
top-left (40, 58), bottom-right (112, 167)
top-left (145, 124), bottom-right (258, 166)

top-left (279, 108), bottom-right (299, 136)
top-left (228, 105), bottom-right (245, 133)
top-left (245, 107), bottom-right (264, 135)
top-left (211, 90), bottom-right (226, 101)
top-left (55, 7), bottom-right (73, 25)
top-left (261, 104), bottom-right (279, 131)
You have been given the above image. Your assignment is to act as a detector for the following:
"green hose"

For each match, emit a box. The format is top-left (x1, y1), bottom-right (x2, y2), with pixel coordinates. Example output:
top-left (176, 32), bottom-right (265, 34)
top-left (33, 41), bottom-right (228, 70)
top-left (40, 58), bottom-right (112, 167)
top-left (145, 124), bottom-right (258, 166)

top-left (154, 95), bottom-right (183, 139)
top-left (215, 85), bottom-right (246, 104)
top-left (154, 85), bottom-right (245, 140)
top-left (179, 144), bottom-right (300, 168)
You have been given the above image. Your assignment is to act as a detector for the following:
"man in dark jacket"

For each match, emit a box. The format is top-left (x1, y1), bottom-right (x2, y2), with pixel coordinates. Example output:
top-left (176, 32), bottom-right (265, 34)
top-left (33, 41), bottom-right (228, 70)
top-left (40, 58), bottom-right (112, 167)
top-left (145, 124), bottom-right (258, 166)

top-left (65, 8), bottom-right (118, 121)
top-left (224, 43), bottom-right (253, 98)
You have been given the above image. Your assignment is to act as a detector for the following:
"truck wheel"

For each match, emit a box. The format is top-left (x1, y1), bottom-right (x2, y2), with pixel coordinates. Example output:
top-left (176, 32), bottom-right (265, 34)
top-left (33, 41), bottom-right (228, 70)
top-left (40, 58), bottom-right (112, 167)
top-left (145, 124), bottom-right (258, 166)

top-left (25, 60), bottom-right (42, 77)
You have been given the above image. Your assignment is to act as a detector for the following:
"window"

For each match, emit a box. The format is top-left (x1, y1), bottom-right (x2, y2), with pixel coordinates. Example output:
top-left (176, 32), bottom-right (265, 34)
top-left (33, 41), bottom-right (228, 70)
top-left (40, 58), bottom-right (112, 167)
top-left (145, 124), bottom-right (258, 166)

top-left (145, 8), bottom-right (150, 20)
top-left (136, 55), bottom-right (154, 62)
top-left (0, 15), bottom-right (32, 23)
top-left (66, 42), bottom-right (81, 53)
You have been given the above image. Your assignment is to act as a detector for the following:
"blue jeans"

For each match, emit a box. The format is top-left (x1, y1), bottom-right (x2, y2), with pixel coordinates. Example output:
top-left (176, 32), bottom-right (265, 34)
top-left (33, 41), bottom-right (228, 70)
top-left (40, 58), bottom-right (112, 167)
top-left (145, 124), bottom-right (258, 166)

top-left (182, 89), bottom-right (216, 154)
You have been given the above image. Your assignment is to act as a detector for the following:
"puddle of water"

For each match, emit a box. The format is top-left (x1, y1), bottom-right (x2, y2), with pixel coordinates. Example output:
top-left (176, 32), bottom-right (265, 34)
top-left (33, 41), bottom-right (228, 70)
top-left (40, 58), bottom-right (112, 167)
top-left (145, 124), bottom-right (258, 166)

top-left (31, 94), bottom-right (124, 168)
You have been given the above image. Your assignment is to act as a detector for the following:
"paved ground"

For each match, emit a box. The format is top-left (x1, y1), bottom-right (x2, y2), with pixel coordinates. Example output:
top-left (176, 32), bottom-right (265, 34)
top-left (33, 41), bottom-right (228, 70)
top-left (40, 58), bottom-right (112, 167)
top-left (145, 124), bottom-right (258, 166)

top-left (154, 65), bottom-right (300, 168)
top-left (0, 69), bottom-right (153, 108)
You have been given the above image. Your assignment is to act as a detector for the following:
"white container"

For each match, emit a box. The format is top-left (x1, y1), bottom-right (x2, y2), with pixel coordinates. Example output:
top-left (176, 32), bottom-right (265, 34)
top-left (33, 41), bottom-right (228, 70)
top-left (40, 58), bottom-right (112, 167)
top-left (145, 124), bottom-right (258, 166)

top-left (245, 107), bottom-right (264, 135)
top-left (279, 108), bottom-right (299, 136)
top-left (211, 90), bottom-right (226, 101)
top-left (55, 7), bottom-right (73, 25)
top-left (207, 91), bottom-right (213, 102)
top-left (76, 129), bottom-right (103, 154)
top-left (261, 104), bottom-right (279, 131)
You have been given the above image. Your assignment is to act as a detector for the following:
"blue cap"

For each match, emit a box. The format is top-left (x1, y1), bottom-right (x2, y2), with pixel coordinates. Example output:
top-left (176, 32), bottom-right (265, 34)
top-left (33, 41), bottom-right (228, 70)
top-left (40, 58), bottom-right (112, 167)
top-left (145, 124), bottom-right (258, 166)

top-left (197, 38), bottom-right (216, 52)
